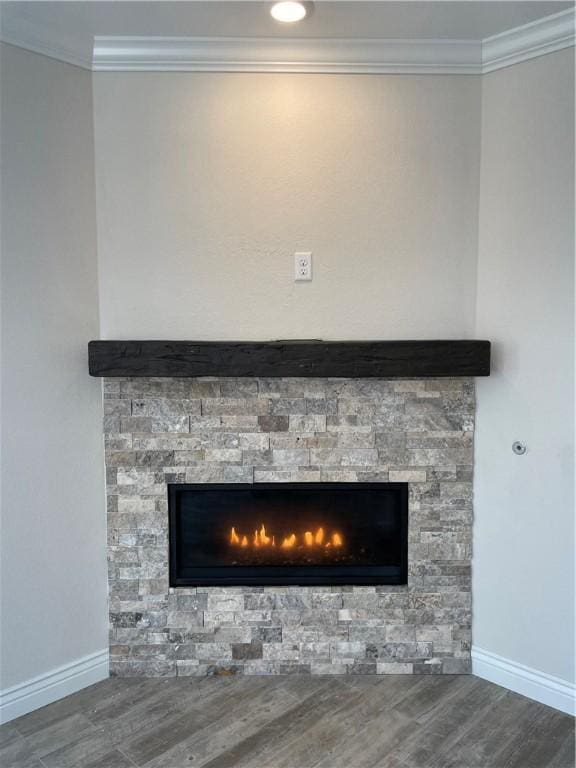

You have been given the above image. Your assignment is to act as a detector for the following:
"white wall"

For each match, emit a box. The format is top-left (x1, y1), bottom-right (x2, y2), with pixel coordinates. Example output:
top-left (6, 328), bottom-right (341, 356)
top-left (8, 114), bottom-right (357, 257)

top-left (93, 72), bottom-right (481, 340)
top-left (0, 44), bottom-right (108, 702)
top-left (474, 49), bottom-right (575, 686)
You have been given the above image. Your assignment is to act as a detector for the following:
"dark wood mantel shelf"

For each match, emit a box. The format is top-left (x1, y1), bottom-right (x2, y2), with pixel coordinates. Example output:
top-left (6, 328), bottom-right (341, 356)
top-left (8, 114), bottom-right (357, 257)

top-left (88, 340), bottom-right (490, 378)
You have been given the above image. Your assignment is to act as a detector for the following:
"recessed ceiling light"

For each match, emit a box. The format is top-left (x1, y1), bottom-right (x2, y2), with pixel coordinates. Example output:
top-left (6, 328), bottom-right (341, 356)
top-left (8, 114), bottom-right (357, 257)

top-left (271, 2), bottom-right (307, 23)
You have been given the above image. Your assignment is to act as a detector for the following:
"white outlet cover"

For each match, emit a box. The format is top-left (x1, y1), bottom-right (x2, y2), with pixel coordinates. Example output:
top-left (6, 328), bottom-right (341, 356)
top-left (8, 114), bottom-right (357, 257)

top-left (294, 252), bottom-right (312, 281)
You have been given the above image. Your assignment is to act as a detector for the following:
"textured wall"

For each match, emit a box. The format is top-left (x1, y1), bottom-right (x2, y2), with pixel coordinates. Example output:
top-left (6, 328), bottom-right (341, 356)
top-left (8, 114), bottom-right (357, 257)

top-left (105, 377), bottom-right (474, 676)
top-left (93, 72), bottom-right (480, 341)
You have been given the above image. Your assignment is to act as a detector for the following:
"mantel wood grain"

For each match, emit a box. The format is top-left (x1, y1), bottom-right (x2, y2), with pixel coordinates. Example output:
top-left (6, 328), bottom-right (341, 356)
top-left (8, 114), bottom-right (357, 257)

top-left (88, 340), bottom-right (491, 378)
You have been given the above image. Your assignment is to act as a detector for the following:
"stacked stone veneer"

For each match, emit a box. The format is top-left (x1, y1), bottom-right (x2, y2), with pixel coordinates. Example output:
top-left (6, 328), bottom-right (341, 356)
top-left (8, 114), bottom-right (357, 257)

top-left (104, 376), bottom-right (474, 676)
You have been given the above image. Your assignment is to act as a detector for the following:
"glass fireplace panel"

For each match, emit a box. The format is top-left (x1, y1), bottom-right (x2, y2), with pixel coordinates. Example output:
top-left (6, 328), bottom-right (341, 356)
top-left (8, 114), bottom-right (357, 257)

top-left (169, 483), bottom-right (408, 587)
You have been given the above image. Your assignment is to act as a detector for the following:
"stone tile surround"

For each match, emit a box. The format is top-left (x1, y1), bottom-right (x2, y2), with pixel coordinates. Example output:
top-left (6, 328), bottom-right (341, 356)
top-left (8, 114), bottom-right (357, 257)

top-left (104, 376), bottom-right (474, 676)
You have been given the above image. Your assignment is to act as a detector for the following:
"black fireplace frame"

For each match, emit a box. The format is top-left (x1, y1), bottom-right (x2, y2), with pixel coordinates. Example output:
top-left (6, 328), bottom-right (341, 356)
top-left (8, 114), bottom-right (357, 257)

top-left (168, 482), bottom-right (408, 587)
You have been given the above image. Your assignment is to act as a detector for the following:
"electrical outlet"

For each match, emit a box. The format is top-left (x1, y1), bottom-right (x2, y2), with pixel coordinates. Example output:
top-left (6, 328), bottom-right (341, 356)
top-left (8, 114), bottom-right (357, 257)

top-left (294, 252), bottom-right (312, 281)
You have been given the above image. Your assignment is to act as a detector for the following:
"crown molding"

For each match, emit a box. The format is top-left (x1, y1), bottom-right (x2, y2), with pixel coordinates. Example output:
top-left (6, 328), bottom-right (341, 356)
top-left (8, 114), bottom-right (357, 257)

top-left (482, 7), bottom-right (575, 74)
top-left (0, 12), bottom-right (92, 70)
top-left (92, 36), bottom-right (481, 74)
top-left (1, 8), bottom-right (573, 75)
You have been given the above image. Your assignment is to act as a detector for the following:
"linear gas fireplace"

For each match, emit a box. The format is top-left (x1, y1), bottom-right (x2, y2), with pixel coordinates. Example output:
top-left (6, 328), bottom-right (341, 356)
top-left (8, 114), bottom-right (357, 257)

top-left (103, 374), bottom-right (474, 675)
top-left (168, 483), bottom-right (408, 587)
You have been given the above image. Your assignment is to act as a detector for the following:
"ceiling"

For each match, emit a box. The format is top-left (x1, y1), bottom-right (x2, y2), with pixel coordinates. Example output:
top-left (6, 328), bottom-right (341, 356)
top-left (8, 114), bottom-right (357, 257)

top-left (1, 1), bottom-right (573, 44)
top-left (0, 1), bottom-right (573, 72)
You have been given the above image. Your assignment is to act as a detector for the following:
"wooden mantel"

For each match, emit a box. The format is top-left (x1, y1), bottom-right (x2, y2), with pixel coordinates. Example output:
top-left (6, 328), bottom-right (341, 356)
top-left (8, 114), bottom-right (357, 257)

top-left (88, 340), bottom-right (490, 378)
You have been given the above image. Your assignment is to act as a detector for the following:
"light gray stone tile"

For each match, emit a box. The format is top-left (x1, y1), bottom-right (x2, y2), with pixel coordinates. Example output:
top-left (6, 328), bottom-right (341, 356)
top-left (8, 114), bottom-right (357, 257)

top-left (254, 469), bottom-right (321, 482)
top-left (104, 399), bottom-right (132, 417)
top-left (220, 379), bottom-right (259, 397)
top-left (377, 662), bottom-right (414, 674)
top-left (271, 449), bottom-right (310, 466)
top-left (208, 594), bottom-right (244, 612)
top-left (238, 433), bottom-right (270, 450)
top-left (262, 645), bottom-right (300, 661)
top-left (309, 448), bottom-right (378, 466)
top-left (269, 398), bottom-right (307, 415)
top-left (337, 432), bottom-right (376, 448)
top-left (173, 451), bottom-right (205, 465)
top-left (242, 450), bottom-right (273, 466)
top-left (386, 625), bottom-right (416, 642)
top-left (389, 469), bottom-right (427, 483)
top-left (204, 448), bottom-right (243, 463)
top-left (311, 663), bottom-right (348, 674)
top-left (104, 433), bottom-right (133, 450)
top-left (203, 398), bottom-right (267, 415)
top-left (119, 416), bottom-right (152, 433)
top-left (269, 433), bottom-right (311, 449)
top-left (320, 469), bottom-right (359, 482)
top-left (300, 642), bottom-right (330, 660)
top-left (288, 414), bottom-right (327, 433)
top-left (221, 414), bottom-right (261, 430)
top-left (131, 435), bottom-right (200, 450)
top-left (305, 398), bottom-right (338, 415)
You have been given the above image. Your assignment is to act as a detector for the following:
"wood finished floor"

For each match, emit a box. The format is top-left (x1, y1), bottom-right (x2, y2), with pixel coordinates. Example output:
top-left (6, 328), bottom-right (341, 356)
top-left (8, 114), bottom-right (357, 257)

top-left (1, 675), bottom-right (574, 768)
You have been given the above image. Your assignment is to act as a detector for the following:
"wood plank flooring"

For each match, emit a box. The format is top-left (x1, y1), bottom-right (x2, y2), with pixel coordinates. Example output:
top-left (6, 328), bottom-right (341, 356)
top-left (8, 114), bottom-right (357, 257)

top-left (1, 675), bottom-right (573, 768)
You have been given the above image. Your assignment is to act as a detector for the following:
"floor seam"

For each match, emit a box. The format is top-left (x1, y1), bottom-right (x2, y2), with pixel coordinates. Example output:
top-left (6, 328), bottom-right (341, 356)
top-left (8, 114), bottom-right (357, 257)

top-left (116, 744), bottom-right (141, 766)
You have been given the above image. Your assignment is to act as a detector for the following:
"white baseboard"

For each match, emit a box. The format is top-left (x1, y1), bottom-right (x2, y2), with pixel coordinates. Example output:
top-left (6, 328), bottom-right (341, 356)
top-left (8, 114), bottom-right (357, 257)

top-left (472, 646), bottom-right (575, 716)
top-left (1, 647), bottom-right (572, 723)
top-left (0, 649), bottom-right (109, 724)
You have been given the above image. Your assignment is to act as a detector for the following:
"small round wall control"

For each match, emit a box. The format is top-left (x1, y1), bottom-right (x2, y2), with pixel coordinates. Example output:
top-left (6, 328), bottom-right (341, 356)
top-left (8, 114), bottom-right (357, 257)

top-left (512, 441), bottom-right (527, 455)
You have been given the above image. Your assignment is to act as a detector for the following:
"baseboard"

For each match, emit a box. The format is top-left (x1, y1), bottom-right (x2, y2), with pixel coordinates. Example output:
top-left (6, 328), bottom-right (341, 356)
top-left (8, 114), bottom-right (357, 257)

top-left (472, 646), bottom-right (575, 716)
top-left (1, 647), bottom-right (572, 723)
top-left (0, 649), bottom-right (109, 724)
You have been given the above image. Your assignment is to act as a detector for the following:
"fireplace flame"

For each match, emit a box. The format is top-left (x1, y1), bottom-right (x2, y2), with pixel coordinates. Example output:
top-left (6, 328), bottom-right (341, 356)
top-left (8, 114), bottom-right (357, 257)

top-left (229, 525), bottom-right (343, 550)
top-left (281, 533), bottom-right (297, 549)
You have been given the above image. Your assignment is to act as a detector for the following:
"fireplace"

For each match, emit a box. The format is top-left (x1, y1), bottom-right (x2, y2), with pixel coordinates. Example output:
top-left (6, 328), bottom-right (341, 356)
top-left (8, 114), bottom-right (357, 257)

top-left (103, 375), bottom-right (474, 676)
top-left (168, 482), bottom-right (408, 587)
